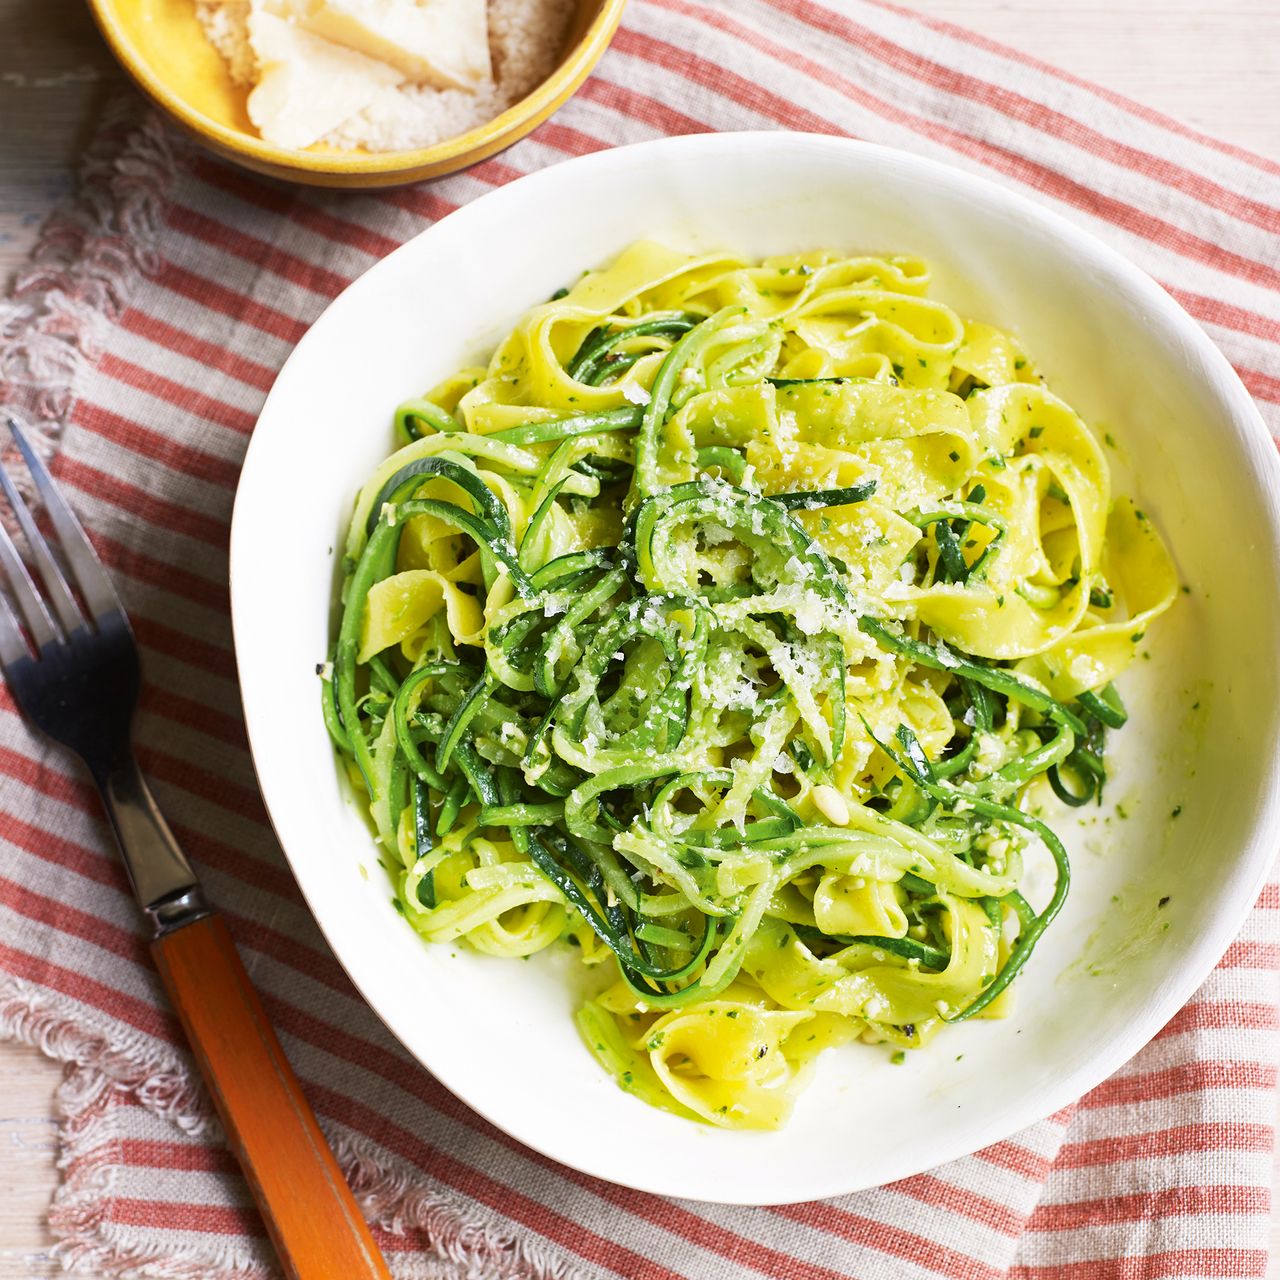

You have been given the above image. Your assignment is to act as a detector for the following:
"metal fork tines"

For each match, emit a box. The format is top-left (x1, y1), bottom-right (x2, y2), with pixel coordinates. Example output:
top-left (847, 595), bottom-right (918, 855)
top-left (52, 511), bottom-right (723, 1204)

top-left (0, 417), bottom-right (208, 934)
top-left (0, 420), bottom-right (123, 657)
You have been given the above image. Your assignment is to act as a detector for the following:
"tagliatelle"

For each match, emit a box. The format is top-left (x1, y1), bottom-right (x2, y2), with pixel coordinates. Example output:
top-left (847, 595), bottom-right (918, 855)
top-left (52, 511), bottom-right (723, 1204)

top-left (324, 242), bottom-right (1177, 1130)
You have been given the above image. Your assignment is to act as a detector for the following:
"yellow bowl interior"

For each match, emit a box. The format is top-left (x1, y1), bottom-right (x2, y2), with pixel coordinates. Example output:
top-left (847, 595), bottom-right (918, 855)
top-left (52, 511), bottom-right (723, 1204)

top-left (88, 0), bottom-right (624, 186)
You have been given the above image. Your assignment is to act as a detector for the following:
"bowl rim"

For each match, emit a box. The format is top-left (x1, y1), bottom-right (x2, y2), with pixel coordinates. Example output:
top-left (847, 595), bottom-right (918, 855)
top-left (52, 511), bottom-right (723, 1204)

top-left (86, 0), bottom-right (628, 176)
top-left (230, 130), bottom-right (1280, 1202)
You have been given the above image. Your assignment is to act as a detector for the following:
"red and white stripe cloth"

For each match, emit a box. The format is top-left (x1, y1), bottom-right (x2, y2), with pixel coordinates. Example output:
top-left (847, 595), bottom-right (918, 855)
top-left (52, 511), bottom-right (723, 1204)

top-left (2, 2), bottom-right (1279, 1276)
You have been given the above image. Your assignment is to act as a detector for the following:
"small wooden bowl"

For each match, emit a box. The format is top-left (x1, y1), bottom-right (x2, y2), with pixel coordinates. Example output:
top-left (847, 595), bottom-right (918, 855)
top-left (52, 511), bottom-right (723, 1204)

top-left (85, 0), bottom-right (627, 188)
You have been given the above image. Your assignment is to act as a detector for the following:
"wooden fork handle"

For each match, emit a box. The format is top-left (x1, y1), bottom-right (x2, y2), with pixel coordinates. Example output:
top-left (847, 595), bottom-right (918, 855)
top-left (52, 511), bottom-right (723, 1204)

top-left (152, 914), bottom-right (392, 1280)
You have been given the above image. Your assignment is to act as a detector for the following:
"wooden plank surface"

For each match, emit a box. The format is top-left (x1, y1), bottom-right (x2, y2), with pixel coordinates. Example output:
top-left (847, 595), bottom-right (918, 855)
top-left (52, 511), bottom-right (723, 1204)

top-left (0, 1), bottom-right (1278, 1276)
top-left (0, 1044), bottom-right (62, 1279)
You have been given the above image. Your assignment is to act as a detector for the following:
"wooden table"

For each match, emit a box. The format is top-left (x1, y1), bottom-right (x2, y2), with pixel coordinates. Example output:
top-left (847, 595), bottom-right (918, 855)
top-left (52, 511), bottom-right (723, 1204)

top-left (0, 2), bottom-right (1278, 1276)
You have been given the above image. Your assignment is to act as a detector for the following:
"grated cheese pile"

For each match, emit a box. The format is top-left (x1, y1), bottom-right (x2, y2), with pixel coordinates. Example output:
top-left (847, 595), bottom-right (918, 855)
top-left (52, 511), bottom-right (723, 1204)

top-left (197, 0), bottom-right (576, 153)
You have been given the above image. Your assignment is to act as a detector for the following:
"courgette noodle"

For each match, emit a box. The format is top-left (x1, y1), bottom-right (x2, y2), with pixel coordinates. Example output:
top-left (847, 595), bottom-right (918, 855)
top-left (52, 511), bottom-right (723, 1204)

top-left (324, 241), bottom-right (1177, 1129)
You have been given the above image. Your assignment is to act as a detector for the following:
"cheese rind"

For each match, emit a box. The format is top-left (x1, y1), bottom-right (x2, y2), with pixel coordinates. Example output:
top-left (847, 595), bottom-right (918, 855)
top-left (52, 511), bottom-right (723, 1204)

top-left (303, 0), bottom-right (493, 92)
top-left (246, 9), bottom-right (404, 150)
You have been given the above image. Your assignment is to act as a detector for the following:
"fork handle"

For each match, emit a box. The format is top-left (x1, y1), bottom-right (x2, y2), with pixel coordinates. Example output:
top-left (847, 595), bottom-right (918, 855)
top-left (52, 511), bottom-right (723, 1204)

top-left (152, 914), bottom-right (392, 1280)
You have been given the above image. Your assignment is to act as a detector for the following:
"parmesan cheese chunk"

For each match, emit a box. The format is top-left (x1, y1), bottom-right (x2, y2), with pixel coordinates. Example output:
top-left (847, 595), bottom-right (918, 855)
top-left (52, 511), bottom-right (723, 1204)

top-left (304, 0), bottom-right (493, 92)
top-left (247, 11), bottom-right (403, 149)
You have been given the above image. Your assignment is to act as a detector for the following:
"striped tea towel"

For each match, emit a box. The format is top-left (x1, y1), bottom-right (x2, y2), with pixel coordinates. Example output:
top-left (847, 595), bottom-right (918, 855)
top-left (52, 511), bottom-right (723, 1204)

top-left (2, 1), bottom-right (1280, 1276)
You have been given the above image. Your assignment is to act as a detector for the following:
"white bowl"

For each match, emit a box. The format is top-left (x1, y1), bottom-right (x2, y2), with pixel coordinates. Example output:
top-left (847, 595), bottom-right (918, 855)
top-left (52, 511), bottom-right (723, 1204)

top-left (230, 132), bottom-right (1280, 1204)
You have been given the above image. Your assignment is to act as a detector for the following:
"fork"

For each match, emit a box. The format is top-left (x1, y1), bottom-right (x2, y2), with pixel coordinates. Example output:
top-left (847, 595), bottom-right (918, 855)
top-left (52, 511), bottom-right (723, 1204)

top-left (0, 418), bottom-right (391, 1280)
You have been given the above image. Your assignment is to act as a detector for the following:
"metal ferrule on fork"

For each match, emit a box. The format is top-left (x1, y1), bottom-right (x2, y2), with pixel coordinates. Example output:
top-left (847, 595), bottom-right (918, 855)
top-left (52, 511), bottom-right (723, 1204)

top-left (92, 742), bottom-right (213, 937)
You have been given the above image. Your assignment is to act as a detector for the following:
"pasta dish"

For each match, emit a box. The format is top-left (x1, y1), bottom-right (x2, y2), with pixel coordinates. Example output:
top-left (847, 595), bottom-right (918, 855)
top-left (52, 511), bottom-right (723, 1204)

top-left (323, 242), bottom-right (1176, 1128)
